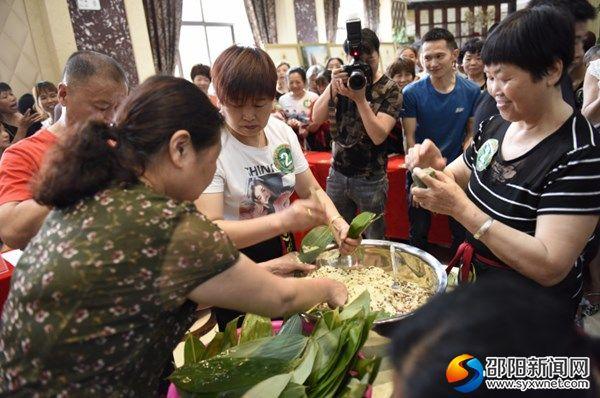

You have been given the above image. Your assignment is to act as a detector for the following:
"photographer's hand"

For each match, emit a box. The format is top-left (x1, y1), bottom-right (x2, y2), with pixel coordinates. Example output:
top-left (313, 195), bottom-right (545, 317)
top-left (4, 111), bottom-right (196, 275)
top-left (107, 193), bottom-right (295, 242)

top-left (337, 83), bottom-right (367, 104)
top-left (331, 67), bottom-right (348, 97)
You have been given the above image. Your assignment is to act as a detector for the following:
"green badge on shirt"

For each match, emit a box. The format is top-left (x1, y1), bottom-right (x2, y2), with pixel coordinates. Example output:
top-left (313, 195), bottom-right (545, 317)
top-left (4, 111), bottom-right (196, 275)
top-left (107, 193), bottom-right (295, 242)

top-left (274, 144), bottom-right (294, 173)
top-left (476, 139), bottom-right (499, 172)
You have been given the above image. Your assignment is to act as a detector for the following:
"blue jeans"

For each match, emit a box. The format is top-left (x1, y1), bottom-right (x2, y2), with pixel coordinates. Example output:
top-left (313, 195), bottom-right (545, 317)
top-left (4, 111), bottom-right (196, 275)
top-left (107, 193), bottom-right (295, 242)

top-left (326, 168), bottom-right (388, 239)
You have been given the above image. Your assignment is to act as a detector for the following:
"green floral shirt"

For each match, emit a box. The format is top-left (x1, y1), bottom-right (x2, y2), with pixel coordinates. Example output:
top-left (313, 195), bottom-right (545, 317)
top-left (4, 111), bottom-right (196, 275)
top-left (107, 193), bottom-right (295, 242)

top-left (0, 183), bottom-right (239, 396)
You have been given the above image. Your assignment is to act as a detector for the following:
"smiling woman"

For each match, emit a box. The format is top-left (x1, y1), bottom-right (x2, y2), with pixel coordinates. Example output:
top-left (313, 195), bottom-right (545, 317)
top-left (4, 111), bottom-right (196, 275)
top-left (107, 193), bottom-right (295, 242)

top-left (406, 6), bottom-right (600, 314)
top-left (0, 83), bottom-right (43, 143)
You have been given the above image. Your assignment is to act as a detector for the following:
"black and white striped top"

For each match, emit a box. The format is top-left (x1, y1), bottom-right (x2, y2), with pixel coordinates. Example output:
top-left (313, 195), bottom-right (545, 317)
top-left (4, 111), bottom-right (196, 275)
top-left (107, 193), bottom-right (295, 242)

top-left (463, 112), bottom-right (600, 307)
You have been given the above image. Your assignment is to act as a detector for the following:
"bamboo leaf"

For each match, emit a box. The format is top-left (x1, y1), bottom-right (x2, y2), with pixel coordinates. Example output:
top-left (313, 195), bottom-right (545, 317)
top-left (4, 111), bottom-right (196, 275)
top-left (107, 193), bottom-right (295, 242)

top-left (347, 212), bottom-right (382, 239)
top-left (298, 225), bottom-right (335, 263)
top-left (412, 167), bottom-right (436, 188)
top-left (300, 225), bottom-right (335, 253)
top-left (203, 332), bottom-right (226, 359)
top-left (339, 290), bottom-right (371, 321)
top-left (291, 339), bottom-right (317, 384)
top-left (280, 382), bottom-right (308, 398)
top-left (223, 316), bottom-right (240, 348)
top-left (279, 314), bottom-right (303, 336)
top-left (339, 375), bottom-right (369, 398)
top-left (243, 373), bottom-right (293, 398)
top-left (169, 357), bottom-right (295, 394)
top-left (355, 356), bottom-right (382, 386)
top-left (239, 314), bottom-right (273, 344)
top-left (228, 334), bottom-right (308, 362)
top-left (307, 328), bottom-right (341, 385)
top-left (183, 333), bottom-right (206, 365)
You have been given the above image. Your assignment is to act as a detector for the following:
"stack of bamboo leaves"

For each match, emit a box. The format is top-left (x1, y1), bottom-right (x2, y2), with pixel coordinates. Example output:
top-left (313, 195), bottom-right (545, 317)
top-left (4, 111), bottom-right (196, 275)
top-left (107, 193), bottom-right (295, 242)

top-left (169, 291), bottom-right (382, 397)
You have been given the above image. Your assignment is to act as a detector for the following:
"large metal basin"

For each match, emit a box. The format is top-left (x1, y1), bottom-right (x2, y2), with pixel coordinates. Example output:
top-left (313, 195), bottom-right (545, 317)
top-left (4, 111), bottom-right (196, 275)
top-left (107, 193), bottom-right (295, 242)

top-left (314, 239), bottom-right (447, 336)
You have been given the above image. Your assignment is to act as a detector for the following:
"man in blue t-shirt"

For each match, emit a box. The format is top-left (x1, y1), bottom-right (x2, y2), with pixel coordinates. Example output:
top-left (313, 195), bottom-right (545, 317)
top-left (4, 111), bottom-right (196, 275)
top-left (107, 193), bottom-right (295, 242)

top-left (402, 28), bottom-right (480, 252)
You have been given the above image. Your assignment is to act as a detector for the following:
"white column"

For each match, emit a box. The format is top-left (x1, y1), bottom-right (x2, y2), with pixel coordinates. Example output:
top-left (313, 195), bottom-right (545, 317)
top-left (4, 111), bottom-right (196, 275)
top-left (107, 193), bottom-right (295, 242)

top-left (124, 0), bottom-right (156, 81)
top-left (315, 0), bottom-right (327, 43)
top-left (275, 0), bottom-right (298, 44)
top-left (378, 0), bottom-right (393, 42)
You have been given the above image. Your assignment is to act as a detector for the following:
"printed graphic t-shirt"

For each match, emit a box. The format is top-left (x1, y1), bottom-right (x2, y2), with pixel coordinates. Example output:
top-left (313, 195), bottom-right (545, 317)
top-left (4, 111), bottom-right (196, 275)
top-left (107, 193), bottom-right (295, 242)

top-left (278, 91), bottom-right (319, 124)
top-left (204, 116), bottom-right (309, 223)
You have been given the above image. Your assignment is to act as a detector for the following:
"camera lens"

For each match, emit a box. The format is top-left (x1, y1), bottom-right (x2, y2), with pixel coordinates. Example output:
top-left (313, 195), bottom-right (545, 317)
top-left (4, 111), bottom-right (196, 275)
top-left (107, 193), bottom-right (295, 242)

top-left (348, 70), bottom-right (366, 90)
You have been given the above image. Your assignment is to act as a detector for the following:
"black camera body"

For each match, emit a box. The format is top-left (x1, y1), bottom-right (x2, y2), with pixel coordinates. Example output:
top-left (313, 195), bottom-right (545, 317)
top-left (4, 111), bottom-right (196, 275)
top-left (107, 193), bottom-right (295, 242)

top-left (343, 18), bottom-right (373, 91)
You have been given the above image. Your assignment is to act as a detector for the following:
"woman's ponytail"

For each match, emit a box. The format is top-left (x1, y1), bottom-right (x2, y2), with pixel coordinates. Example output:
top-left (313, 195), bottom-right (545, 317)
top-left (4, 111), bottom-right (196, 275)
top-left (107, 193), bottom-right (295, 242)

top-left (34, 120), bottom-right (138, 208)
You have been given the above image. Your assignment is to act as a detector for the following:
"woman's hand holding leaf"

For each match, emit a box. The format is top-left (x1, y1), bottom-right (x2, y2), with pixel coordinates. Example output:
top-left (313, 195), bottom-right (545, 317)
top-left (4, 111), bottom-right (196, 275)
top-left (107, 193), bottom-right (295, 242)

top-left (410, 167), bottom-right (469, 218)
top-left (330, 217), bottom-right (360, 255)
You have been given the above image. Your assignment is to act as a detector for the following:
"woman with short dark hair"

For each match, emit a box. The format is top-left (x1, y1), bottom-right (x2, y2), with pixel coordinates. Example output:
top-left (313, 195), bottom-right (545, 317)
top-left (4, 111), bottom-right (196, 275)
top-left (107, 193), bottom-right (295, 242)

top-left (278, 67), bottom-right (320, 147)
top-left (190, 64), bottom-right (218, 106)
top-left (0, 82), bottom-right (44, 143)
top-left (407, 6), bottom-right (600, 313)
top-left (0, 75), bottom-right (347, 395)
top-left (460, 38), bottom-right (486, 90)
top-left (195, 46), bottom-right (359, 329)
top-left (325, 57), bottom-right (344, 71)
top-left (33, 81), bottom-right (58, 128)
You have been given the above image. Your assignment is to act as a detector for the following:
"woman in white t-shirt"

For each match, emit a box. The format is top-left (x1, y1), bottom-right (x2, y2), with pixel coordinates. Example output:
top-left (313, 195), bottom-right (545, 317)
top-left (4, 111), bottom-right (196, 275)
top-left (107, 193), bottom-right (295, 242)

top-left (278, 67), bottom-right (320, 148)
top-left (582, 58), bottom-right (600, 127)
top-left (195, 46), bottom-right (359, 328)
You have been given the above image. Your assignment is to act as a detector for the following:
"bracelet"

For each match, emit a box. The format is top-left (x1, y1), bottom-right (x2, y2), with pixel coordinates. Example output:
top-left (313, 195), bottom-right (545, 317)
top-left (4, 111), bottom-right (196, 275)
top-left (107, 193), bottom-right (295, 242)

top-left (473, 217), bottom-right (494, 240)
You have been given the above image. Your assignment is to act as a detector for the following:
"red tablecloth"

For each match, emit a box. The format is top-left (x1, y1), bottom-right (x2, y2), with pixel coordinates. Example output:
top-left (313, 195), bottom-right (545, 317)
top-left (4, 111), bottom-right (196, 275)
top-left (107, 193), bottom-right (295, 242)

top-left (304, 151), bottom-right (452, 245)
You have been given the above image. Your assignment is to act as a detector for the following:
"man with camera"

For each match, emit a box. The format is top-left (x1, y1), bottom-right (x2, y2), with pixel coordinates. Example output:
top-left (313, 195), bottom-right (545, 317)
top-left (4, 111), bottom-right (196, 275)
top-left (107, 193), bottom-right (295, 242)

top-left (313, 20), bottom-right (402, 239)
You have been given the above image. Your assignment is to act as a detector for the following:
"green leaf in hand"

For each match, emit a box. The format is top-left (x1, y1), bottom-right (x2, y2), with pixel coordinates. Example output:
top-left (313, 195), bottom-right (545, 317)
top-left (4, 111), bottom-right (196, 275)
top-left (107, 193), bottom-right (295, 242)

top-left (347, 212), bottom-right (382, 239)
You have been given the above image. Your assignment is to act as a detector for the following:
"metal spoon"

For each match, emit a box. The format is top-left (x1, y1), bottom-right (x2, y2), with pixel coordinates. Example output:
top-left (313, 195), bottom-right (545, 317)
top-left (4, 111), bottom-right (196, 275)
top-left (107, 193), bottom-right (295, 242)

top-left (391, 245), bottom-right (425, 279)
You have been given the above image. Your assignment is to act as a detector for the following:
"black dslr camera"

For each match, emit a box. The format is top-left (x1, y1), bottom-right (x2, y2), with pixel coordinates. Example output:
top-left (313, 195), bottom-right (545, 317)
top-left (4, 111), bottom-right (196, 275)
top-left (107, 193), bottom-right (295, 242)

top-left (343, 18), bottom-right (373, 91)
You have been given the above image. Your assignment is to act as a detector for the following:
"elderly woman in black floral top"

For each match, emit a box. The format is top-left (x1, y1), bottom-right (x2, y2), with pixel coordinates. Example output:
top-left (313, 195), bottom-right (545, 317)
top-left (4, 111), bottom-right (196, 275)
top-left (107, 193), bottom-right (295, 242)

top-left (0, 76), bottom-right (347, 396)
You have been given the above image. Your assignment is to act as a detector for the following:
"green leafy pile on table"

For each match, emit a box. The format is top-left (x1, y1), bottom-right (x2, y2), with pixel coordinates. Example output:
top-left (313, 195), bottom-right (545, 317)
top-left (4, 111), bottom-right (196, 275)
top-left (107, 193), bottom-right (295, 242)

top-left (169, 291), bottom-right (382, 397)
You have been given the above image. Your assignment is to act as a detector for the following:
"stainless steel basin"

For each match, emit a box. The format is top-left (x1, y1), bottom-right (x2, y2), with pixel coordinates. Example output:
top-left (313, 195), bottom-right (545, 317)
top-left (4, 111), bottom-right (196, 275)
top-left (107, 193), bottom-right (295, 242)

top-left (314, 239), bottom-right (447, 335)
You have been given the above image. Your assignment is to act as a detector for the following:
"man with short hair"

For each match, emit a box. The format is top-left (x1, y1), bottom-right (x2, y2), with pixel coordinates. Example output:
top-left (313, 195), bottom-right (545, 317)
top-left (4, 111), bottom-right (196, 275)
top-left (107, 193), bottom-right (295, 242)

top-left (402, 28), bottom-right (480, 252)
top-left (312, 28), bottom-right (402, 239)
top-left (0, 51), bottom-right (128, 248)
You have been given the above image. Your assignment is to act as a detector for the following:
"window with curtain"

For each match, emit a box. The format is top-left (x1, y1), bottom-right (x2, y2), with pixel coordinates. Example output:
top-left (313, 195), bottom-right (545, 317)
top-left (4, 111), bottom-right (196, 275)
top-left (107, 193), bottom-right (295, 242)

top-left (335, 0), bottom-right (366, 44)
top-left (176, 0), bottom-right (254, 79)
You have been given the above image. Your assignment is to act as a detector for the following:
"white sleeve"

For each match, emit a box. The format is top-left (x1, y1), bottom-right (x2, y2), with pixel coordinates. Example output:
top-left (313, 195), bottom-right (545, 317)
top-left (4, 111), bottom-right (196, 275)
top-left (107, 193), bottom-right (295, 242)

top-left (202, 160), bottom-right (225, 194)
top-left (589, 60), bottom-right (600, 79)
top-left (288, 131), bottom-right (309, 175)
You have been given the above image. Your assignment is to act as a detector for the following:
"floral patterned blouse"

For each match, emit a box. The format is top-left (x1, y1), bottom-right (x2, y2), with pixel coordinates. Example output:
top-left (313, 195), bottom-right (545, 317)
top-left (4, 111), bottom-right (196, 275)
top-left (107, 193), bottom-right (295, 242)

top-left (0, 182), bottom-right (239, 396)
